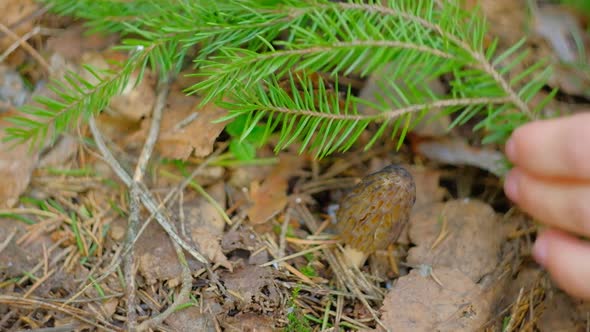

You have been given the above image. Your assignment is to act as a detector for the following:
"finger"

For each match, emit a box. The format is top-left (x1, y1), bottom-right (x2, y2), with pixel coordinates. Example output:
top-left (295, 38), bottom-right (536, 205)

top-left (533, 228), bottom-right (590, 300)
top-left (505, 112), bottom-right (590, 180)
top-left (504, 168), bottom-right (590, 237)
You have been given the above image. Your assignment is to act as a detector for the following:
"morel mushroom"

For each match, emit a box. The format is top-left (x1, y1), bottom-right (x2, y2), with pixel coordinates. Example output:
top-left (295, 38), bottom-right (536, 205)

top-left (336, 165), bottom-right (416, 268)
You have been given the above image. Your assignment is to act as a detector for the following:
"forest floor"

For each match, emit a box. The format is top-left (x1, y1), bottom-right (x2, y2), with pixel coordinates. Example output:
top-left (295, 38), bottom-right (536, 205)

top-left (1, 1), bottom-right (590, 331)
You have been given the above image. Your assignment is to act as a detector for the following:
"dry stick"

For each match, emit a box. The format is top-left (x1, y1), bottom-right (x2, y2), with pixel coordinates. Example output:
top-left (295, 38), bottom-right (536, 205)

top-left (124, 75), bottom-right (170, 331)
top-left (278, 207), bottom-right (292, 259)
top-left (0, 23), bottom-right (50, 72)
top-left (66, 145), bottom-right (225, 306)
top-left (124, 186), bottom-right (141, 331)
top-left (0, 228), bottom-right (17, 255)
top-left (88, 116), bottom-right (208, 264)
top-left (0, 26), bottom-right (40, 63)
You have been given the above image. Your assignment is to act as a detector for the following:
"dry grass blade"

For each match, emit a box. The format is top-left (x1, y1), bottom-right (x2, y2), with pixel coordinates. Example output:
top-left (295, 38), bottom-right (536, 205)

top-left (0, 295), bottom-right (122, 331)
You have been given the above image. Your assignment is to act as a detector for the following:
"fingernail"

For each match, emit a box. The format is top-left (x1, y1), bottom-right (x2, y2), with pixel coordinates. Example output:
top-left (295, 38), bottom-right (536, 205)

top-left (532, 234), bottom-right (548, 266)
top-left (505, 138), bottom-right (516, 162)
top-left (504, 169), bottom-right (520, 202)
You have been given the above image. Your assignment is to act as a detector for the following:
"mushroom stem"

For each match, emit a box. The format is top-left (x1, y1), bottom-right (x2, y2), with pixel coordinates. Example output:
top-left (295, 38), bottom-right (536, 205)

top-left (342, 245), bottom-right (369, 269)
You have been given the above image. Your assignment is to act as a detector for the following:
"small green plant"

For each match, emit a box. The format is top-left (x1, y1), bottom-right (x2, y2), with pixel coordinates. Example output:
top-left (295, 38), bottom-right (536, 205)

top-left (7, 0), bottom-right (553, 159)
top-left (286, 286), bottom-right (313, 332)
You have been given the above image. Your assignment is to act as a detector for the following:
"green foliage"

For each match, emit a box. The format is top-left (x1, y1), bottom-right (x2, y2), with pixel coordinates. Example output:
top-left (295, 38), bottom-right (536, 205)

top-left (561, 0), bottom-right (590, 13)
top-left (225, 114), bottom-right (267, 160)
top-left (286, 286), bottom-right (313, 332)
top-left (8, 0), bottom-right (552, 159)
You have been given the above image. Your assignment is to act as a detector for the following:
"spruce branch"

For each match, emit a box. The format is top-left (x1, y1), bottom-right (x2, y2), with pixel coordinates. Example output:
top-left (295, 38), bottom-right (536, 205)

top-left (332, 1), bottom-right (534, 117)
top-left (7, 0), bottom-right (552, 160)
top-left (4, 45), bottom-right (156, 147)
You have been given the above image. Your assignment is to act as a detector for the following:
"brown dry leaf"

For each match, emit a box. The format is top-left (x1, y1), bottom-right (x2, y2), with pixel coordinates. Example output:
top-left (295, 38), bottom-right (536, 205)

top-left (538, 291), bottom-right (587, 332)
top-left (136, 220), bottom-right (204, 285)
top-left (378, 267), bottom-right (492, 332)
top-left (184, 183), bottom-right (232, 270)
top-left (0, 111), bottom-right (39, 208)
top-left (190, 227), bottom-right (232, 271)
top-left (221, 265), bottom-right (281, 313)
top-left (406, 165), bottom-right (445, 210)
top-left (247, 155), bottom-right (302, 224)
top-left (415, 138), bottom-right (506, 176)
top-left (81, 52), bottom-right (156, 122)
top-left (0, 219), bottom-right (39, 278)
top-left (222, 313), bottom-right (276, 332)
top-left (407, 200), bottom-right (507, 282)
top-left (463, 0), bottom-right (528, 46)
top-left (46, 24), bottom-right (119, 61)
top-left (335, 163), bottom-right (444, 245)
top-left (38, 134), bottom-right (78, 168)
top-left (129, 86), bottom-right (227, 160)
top-left (164, 307), bottom-right (216, 332)
top-left (222, 229), bottom-right (270, 266)
top-left (86, 298), bottom-right (119, 322)
top-left (532, 4), bottom-right (590, 98)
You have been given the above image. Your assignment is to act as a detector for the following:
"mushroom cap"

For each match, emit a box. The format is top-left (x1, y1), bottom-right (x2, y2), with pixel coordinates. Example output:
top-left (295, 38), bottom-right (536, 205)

top-left (336, 165), bottom-right (416, 254)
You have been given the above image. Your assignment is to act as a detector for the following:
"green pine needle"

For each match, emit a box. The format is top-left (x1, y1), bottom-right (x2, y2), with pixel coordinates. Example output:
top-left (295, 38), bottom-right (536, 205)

top-left (6, 0), bottom-right (553, 159)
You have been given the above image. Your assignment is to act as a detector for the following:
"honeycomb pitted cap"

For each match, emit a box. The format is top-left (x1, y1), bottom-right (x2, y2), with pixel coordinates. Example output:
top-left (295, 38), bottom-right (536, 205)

top-left (336, 165), bottom-right (416, 255)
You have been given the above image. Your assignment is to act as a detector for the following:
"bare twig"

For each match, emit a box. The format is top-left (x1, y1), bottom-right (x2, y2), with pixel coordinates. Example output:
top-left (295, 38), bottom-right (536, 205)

top-left (124, 185), bottom-right (141, 331)
top-left (278, 207), bottom-right (292, 259)
top-left (88, 116), bottom-right (208, 264)
top-left (0, 23), bottom-right (50, 72)
top-left (0, 26), bottom-right (41, 63)
top-left (124, 75), bottom-right (170, 331)
top-left (0, 228), bottom-right (17, 255)
top-left (66, 144), bottom-right (225, 306)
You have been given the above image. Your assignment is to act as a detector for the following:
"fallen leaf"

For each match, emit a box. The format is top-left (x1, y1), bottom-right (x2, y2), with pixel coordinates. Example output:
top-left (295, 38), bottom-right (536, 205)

top-left (185, 182), bottom-right (227, 235)
top-left (81, 52), bottom-right (156, 122)
top-left (406, 165), bottom-right (445, 211)
top-left (0, 219), bottom-right (38, 278)
top-left (0, 110), bottom-right (39, 208)
top-left (222, 313), bottom-right (276, 332)
top-left (136, 219), bottom-right (204, 285)
top-left (407, 199), bottom-right (507, 282)
top-left (129, 86), bottom-right (227, 160)
top-left (532, 4), bottom-right (590, 98)
top-left (38, 134), bottom-right (78, 168)
top-left (533, 5), bottom-right (585, 63)
top-left (190, 227), bottom-right (232, 271)
top-left (415, 138), bottom-right (506, 176)
top-left (182, 183), bottom-right (232, 270)
top-left (221, 265), bottom-right (281, 313)
top-left (247, 155), bottom-right (302, 224)
top-left (538, 291), bottom-right (587, 332)
top-left (222, 228), bottom-right (270, 266)
top-left (463, 0), bottom-right (528, 47)
top-left (46, 24), bottom-right (119, 61)
top-left (165, 307), bottom-right (217, 332)
top-left (379, 267), bottom-right (491, 331)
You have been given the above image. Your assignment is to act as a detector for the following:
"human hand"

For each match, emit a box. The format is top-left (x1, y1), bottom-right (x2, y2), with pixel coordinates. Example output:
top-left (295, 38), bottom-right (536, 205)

top-left (504, 112), bottom-right (590, 299)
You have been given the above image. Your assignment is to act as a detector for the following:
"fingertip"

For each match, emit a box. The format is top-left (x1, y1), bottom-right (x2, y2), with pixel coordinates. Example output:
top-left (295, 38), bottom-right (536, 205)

top-left (505, 136), bottom-right (516, 163)
top-left (503, 168), bottom-right (521, 203)
top-left (532, 229), bottom-right (548, 266)
top-left (506, 113), bottom-right (590, 179)
top-left (536, 228), bottom-right (590, 300)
